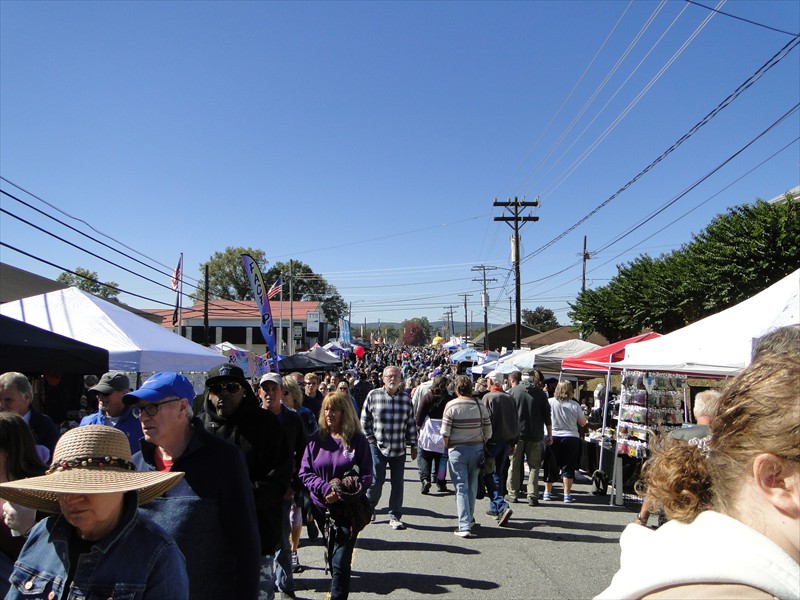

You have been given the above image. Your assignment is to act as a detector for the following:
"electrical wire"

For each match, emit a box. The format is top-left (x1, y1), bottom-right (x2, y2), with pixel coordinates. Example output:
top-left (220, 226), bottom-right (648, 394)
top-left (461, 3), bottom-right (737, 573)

top-left (519, 34), bottom-right (800, 265)
top-left (684, 0), bottom-right (800, 37)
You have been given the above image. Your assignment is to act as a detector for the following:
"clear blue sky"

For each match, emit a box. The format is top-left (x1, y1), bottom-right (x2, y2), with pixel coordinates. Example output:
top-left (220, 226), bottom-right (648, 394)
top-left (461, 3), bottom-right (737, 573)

top-left (2, 0), bottom-right (798, 332)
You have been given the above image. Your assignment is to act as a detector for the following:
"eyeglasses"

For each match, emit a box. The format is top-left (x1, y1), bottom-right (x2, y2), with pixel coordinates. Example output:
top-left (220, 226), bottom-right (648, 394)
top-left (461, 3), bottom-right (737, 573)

top-left (208, 382), bottom-right (242, 395)
top-left (132, 398), bottom-right (181, 418)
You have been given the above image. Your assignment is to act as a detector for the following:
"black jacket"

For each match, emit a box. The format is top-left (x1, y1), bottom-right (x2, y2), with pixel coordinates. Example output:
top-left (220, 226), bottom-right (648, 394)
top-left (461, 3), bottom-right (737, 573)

top-left (201, 394), bottom-right (292, 554)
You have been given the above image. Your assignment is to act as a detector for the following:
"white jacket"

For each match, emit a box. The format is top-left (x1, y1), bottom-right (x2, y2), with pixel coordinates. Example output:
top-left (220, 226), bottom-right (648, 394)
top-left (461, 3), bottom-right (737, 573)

top-left (596, 511), bottom-right (799, 599)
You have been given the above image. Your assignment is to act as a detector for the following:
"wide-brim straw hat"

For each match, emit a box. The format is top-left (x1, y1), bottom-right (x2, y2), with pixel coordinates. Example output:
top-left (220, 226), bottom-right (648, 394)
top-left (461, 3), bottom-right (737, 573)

top-left (0, 425), bottom-right (183, 513)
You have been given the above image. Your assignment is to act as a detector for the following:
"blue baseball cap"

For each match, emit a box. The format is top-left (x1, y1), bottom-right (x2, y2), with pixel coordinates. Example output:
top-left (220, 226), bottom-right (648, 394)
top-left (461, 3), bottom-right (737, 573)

top-left (123, 372), bottom-right (195, 404)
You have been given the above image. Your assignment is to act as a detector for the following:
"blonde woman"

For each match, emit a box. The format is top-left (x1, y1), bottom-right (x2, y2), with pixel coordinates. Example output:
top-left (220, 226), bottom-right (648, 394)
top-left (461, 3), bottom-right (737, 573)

top-left (299, 392), bottom-right (373, 600)
top-left (544, 380), bottom-right (587, 503)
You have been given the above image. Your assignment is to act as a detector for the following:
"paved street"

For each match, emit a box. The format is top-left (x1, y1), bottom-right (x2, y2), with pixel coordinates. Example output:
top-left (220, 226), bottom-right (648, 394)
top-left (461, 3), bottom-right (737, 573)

top-left (273, 458), bottom-right (634, 599)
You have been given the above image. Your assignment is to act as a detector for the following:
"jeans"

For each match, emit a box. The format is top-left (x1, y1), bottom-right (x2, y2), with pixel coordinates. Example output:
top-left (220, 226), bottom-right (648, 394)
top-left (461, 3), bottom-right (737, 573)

top-left (448, 444), bottom-right (483, 531)
top-left (483, 442), bottom-right (510, 514)
top-left (417, 449), bottom-right (447, 484)
top-left (507, 439), bottom-right (544, 499)
top-left (272, 499), bottom-right (294, 593)
top-left (366, 446), bottom-right (406, 520)
top-left (313, 506), bottom-right (356, 600)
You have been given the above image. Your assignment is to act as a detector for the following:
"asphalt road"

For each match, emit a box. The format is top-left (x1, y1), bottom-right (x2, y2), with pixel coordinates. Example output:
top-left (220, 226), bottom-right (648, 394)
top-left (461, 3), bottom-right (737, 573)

top-left (271, 458), bottom-right (635, 600)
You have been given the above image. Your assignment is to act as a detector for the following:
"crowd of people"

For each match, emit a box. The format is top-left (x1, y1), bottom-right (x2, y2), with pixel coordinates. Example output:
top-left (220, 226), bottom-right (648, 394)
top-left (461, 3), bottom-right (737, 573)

top-left (0, 327), bottom-right (797, 599)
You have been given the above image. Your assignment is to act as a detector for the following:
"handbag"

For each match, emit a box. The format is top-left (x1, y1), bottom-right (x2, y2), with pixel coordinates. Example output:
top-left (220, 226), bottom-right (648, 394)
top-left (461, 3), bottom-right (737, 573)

top-left (471, 397), bottom-right (492, 473)
top-left (418, 416), bottom-right (446, 453)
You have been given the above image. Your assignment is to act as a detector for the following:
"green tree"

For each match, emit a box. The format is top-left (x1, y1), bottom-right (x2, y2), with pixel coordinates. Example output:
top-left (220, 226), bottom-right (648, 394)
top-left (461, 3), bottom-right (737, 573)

top-left (521, 306), bottom-right (560, 332)
top-left (197, 247), bottom-right (266, 300)
top-left (198, 250), bottom-right (348, 325)
top-left (263, 260), bottom-right (347, 324)
top-left (57, 267), bottom-right (120, 301)
top-left (569, 196), bottom-right (800, 340)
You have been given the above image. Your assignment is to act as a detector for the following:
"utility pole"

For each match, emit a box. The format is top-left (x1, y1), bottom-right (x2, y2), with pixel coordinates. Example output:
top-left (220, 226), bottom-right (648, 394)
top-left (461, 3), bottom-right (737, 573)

top-left (581, 235), bottom-right (592, 293)
top-left (459, 293), bottom-right (471, 343)
top-left (494, 196), bottom-right (539, 349)
top-left (472, 265), bottom-right (497, 351)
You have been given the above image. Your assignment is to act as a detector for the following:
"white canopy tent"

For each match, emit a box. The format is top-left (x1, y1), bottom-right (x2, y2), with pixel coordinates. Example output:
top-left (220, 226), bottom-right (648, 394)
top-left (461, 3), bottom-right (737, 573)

top-left (612, 269), bottom-right (799, 377)
top-left (1, 287), bottom-right (224, 373)
top-left (302, 346), bottom-right (343, 365)
top-left (511, 339), bottom-right (600, 373)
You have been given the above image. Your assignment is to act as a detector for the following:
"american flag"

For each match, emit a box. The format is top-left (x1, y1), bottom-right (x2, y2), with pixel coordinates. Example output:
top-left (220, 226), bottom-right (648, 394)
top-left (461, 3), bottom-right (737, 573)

top-left (171, 255), bottom-right (182, 291)
top-left (267, 276), bottom-right (282, 300)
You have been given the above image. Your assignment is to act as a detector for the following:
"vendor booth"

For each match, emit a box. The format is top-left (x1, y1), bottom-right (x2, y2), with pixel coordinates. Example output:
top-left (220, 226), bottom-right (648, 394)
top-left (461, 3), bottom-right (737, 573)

top-left (1, 287), bottom-right (224, 373)
top-left (0, 314), bottom-right (109, 375)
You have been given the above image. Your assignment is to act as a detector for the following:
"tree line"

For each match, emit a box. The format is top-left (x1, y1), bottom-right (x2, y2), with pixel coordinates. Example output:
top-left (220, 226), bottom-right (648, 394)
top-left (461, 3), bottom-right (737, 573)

top-left (568, 195), bottom-right (799, 342)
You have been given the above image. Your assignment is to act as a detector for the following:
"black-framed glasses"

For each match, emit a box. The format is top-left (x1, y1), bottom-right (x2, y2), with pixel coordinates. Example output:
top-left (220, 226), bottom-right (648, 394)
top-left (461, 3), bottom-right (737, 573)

top-left (132, 398), bottom-right (181, 418)
top-left (208, 382), bottom-right (243, 395)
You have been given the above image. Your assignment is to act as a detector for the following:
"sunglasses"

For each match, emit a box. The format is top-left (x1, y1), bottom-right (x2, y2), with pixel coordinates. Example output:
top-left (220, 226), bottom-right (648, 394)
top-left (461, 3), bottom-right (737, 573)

top-left (208, 382), bottom-right (243, 395)
top-left (132, 398), bottom-right (181, 418)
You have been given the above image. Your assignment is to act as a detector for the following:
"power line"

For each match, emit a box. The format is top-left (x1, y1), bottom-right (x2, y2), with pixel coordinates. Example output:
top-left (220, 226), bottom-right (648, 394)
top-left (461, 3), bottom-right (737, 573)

top-left (519, 34), bottom-right (800, 264)
top-left (684, 0), bottom-right (800, 37)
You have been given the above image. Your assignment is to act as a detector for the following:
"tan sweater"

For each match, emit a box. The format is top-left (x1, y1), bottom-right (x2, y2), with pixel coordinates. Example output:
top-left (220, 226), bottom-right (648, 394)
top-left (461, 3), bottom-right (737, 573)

top-left (441, 396), bottom-right (492, 446)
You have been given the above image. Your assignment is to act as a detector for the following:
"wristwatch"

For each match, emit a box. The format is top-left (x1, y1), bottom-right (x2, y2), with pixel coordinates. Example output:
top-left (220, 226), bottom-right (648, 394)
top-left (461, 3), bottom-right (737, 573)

top-left (635, 514), bottom-right (648, 525)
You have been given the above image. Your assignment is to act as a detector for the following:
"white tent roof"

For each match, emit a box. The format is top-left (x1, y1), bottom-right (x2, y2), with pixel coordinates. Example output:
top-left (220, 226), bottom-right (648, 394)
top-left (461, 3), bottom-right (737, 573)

top-left (613, 269), bottom-right (799, 377)
top-left (302, 346), bottom-right (342, 365)
top-left (1, 287), bottom-right (224, 373)
top-left (511, 339), bottom-right (600, 372)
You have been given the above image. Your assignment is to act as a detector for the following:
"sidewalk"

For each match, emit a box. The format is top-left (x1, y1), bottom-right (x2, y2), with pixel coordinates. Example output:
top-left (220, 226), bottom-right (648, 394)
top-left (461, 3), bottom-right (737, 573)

top-left (275, 458), bottom-right (634, 599)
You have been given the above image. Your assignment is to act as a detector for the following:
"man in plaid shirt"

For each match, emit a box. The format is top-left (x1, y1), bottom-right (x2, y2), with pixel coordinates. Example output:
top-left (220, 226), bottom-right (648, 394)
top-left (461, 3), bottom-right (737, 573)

top-left (361, 365), bottom-right (417, 530)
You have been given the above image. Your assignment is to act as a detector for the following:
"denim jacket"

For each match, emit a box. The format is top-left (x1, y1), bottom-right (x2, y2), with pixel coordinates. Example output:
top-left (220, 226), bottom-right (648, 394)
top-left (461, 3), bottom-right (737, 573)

top-left (6, 492), bottom-right (188, 600)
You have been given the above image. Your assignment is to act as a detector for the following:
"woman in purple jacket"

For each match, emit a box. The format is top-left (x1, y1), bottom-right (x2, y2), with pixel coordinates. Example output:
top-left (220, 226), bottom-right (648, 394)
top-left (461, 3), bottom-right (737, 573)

top-left (299, 391), bottom-right (373, 600)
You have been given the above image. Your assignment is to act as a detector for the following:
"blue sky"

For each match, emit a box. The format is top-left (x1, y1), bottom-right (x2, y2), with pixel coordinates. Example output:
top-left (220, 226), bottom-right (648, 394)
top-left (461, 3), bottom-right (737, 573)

top-left (1, 0), bottom-right (798, 332)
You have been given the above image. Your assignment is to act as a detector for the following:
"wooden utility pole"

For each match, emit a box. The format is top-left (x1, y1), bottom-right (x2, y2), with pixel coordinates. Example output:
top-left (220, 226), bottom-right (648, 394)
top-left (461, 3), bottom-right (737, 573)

top-left (459, 293), bottom-right (471, 342)
top-left (582, 235), bottom-right (592, 293)
top-left (494, 196), bottom-right (539, 349)
top-left (472, 265), bottom-right (497, 351)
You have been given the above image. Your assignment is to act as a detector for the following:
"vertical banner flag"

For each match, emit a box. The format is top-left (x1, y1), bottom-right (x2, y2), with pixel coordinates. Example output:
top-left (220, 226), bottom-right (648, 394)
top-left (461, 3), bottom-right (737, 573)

top-left (339, 318), bottom-right (352, 345)
top-left (171, 254), bottom-right (183, 326)
top-left (241, 254), bottom-right (279, 373)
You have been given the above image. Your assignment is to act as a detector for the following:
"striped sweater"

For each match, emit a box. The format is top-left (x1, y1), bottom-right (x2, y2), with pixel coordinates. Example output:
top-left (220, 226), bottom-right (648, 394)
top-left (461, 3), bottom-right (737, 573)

top-left (441, 396), bottom-right (492, 446)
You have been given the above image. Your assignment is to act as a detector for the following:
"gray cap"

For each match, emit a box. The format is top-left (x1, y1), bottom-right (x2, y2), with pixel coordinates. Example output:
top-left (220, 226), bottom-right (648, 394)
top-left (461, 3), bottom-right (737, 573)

top-left (259, 373), bottom-right (283, 387)
top-left (90, 372), bottom-right (131, 395)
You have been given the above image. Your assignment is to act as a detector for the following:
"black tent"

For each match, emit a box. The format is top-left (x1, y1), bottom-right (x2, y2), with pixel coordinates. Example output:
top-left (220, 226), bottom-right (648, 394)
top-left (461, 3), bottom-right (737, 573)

top-left (0, 315), bottom-right (109, 374)
top-left (277, 353), bottom-right (337, 374)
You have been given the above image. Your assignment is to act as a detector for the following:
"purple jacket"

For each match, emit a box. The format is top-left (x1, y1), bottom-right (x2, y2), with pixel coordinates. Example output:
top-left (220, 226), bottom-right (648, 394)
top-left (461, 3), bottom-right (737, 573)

top-left (299, 431), bottom-right (373, 511)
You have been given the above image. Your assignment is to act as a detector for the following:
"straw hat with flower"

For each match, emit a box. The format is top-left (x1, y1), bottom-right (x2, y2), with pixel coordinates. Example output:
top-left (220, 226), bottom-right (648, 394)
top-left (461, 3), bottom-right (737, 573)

top-left (0, 425), bottom-right (183, 513)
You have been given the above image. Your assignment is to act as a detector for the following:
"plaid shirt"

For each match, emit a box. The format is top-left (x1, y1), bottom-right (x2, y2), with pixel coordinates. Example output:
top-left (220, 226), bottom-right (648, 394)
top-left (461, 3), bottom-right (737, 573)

top-left (361, 386), bottom-right (417, 457)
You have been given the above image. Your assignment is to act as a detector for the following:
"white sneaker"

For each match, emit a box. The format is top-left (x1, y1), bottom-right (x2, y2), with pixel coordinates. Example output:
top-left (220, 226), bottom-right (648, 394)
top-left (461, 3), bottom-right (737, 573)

top-left (389, 517), bottom-right (406, 530)
top-left (454, 529), bottom-right (476, 538)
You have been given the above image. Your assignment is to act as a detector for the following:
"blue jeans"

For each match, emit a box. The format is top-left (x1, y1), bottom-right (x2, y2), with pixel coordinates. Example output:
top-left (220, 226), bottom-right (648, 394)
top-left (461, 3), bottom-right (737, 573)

top-left (483, 442), bottom-right (510, 514)
top-left (272, 499), bottom-right (294, 593)
top-left (417, 449), bottom-right (447, 483)
top-left (366, 446), bottom-right (406, 520)
top-left (448, 444), bottom-right (483, 532)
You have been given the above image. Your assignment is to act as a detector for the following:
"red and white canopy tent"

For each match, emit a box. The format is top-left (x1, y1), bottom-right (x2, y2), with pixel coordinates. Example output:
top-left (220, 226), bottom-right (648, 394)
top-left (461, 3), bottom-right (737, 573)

top-left (560, 332), bottom-right (663, 488)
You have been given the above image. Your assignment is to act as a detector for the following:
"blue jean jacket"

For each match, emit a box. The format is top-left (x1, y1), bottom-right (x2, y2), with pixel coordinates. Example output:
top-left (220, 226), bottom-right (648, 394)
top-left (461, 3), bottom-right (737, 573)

top-left (6, 493), bottom-right (188, 600)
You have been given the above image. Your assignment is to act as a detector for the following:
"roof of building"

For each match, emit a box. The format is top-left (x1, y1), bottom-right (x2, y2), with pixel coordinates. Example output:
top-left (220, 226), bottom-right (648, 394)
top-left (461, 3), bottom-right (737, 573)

top-left (471, 322), bottom-right (540, 345)
top-left (522, 325), bottom-right (609, 348)
top-left (141, 299), bottom-right (323, 327)
top-left (1, 262), bottom-right (67, 303)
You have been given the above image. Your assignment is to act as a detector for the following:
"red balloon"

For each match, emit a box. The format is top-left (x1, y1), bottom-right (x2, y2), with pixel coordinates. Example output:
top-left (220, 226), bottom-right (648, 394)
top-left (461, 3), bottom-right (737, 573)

top-left (353, 345), bottom-right (365, 358)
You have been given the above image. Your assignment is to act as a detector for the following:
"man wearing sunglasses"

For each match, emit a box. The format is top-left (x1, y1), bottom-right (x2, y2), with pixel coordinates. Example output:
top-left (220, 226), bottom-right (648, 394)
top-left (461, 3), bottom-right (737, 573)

top-left (201, 364), bottom-right (293, 599)
top-left (124, 371), bottom-right (262, 600)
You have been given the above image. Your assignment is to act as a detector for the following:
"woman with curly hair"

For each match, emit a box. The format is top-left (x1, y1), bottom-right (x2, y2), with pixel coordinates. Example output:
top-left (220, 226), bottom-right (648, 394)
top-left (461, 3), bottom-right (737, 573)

top-left (598, 347), bottom-right (800, 599)
top-left (299, 392), bottom-right (373, 600)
